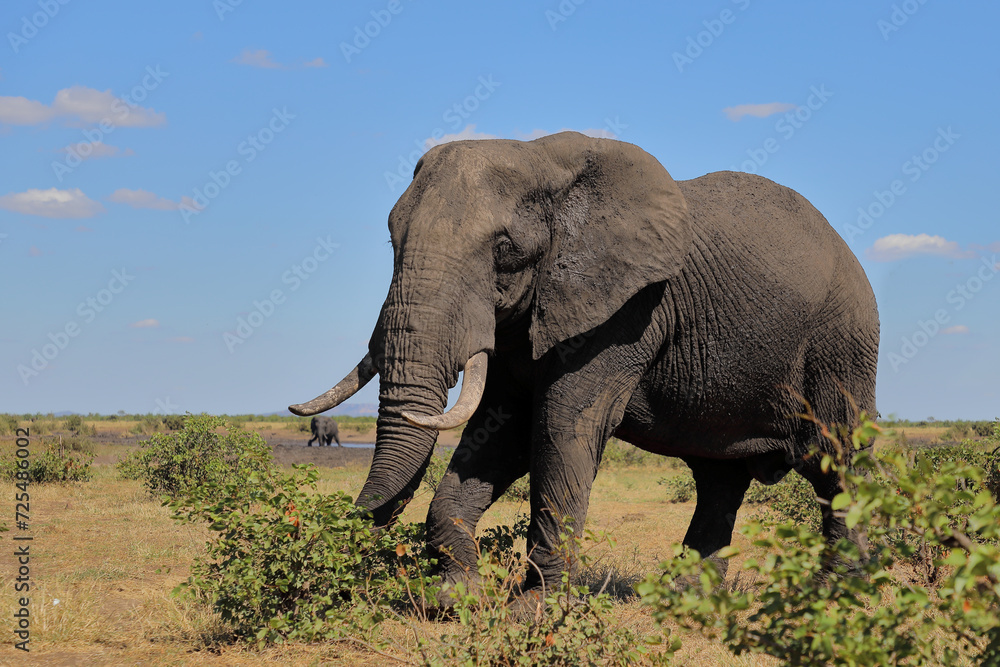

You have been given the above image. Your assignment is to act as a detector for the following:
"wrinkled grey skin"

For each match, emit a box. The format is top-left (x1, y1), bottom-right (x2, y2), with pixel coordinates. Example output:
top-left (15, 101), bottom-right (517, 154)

top-left (312, 132), bottom-right (879, 594)
top-left (308, 416), bottom-right (341, 447)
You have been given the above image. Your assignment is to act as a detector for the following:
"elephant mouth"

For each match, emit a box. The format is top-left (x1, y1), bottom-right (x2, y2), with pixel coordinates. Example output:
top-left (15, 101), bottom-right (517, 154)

top-left (289, 351), bottom-right (488, 431)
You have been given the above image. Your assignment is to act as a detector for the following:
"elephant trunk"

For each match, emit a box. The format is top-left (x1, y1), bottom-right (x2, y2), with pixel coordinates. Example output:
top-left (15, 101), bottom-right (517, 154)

top-left (354, 246), bottom-right (495, 525)
top-left (356, 370), bottom-right (445, 525)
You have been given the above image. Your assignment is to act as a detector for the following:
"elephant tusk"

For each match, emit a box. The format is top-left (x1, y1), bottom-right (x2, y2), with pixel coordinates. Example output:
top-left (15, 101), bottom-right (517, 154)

top-left (402, 352), bottom-right (488, 430)
top-left (288, 353), bottom-right (378, 416)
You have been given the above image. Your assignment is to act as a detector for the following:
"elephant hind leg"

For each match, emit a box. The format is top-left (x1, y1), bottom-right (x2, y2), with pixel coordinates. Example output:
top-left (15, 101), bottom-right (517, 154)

top-left (796, 460), bottom-right (868, 570)
top-left (682, 457), bottom-right (753, 577)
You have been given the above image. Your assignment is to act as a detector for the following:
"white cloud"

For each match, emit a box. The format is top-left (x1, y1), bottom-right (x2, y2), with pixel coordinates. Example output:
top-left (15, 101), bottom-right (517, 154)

top-left (0, 96), bottom-right (53, 125)
top-left (0, 86), bottom-right (165, 127)
top-left (107, 188), bottom-right (185, 211)
top-left (232, 50), bottom-right (327, 69)
top-left (722, 102), bottom-right (797, 121)
top-left (59, 141), bottom-right (134, 160)
top-left (867, 234), bottom-right (975, 262)
top-left (942, 325), bottom-right (970, 335)
top-left (0, 188), bottom-right (104, 218)
top-left (130, 319), bottom-right (160, 328)
top-left (232, 49), bottom-right (283, 69)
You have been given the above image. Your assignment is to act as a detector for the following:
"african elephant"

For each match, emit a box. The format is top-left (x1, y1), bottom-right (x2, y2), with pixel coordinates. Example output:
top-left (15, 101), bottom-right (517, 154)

top-left (307, 415), bottom-right (341, 447)
top-left (289, 131), bottom-right (879, 595)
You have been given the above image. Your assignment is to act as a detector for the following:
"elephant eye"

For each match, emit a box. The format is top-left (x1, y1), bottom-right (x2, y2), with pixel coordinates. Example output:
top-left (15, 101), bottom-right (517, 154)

top-left (494, 236), bottom-right (519, 271)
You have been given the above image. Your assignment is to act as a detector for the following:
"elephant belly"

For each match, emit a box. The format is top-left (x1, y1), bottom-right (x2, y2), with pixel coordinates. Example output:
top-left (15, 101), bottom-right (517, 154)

top-left (615, 347), bottom-right (803, 461)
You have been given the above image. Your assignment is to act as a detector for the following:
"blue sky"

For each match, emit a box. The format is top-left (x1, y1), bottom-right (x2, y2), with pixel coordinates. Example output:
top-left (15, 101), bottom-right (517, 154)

top-left (1, 1), bottom-right (997, 420)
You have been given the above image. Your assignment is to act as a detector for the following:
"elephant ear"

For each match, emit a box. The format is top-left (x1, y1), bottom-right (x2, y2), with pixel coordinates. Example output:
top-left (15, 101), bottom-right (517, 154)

top-left (529, 133), bottom-right (692, 360)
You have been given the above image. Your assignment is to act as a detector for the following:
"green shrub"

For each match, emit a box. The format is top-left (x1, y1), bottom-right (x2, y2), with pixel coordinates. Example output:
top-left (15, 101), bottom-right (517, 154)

top-left (0, 415), bottom-right (19, 435)
top-left (171, 463), bottom-right (438, 645)
top-left (637, 417), bottom-right (1000, 666)
top-left (162, 414), bottom-right (186, 431)
top-left (26, 417), bottom-right (54, 435)
top-left (0, 441), bottom-right (93, 483)
top-left (60, 435), bottom-right (96, 456)
top-left (742, 470), bottom-right (823, 532)
top-left (658, 474), bottom-right (696, 503)
top-left (117, 414), bottom-right (273, 498)
top-left (974, 421), bottom-right (996, 438)
top-left (130, 415), bottom-right (163, 436)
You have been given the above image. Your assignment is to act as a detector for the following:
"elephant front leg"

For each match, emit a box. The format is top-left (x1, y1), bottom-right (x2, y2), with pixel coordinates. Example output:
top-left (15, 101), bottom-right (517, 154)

top-left (525, 378), bottom-right (638, 592)
top-left (425, 389), bottom-right (532, 593)
top-left (682, 457), bottom-right (753, 577)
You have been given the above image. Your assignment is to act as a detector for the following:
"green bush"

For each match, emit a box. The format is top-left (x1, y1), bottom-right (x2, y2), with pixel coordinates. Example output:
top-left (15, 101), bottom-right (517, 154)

top-left (0, 415), bottom-right (19, 436)
top-left (0, 441), bottom-right (93, 483)
top-left (162, 414), bottom-right (186, 431)
top-left (742, 470), bottom-right (823, 532)
top-left (975, 421), bottom-right (997, 438)
top-left (130, 415), bottom-right (163, 436)
top-left (659, 474), bottom-right (696, 503)
top-left (26, 417), bottom-right (54, 435)
top-left (63, 414), bottom-right (83, 432)
top-left (171, 464), bottom-right (436, 646)
top-left (637, 417), bottom-right (1000, 666)
top-left (60, 435), bottom-right (96, 456)
top-left (117, 414), bottom-right (273, 498)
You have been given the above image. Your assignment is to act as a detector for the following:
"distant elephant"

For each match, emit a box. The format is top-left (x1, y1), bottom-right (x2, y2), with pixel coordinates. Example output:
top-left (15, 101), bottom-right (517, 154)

top-left (307, 415), bottom-right (341, 447)
top-left (290, 132), bottom-right (879, 596)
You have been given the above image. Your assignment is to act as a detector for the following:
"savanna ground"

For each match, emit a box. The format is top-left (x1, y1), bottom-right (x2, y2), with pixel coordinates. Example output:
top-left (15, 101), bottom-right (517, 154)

top-left (0, 416), bottom-right (993, 665)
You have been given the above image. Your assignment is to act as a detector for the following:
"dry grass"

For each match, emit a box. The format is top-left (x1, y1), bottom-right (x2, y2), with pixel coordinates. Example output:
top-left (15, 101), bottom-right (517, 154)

top-left (0, 429), bottom-right (781, 665)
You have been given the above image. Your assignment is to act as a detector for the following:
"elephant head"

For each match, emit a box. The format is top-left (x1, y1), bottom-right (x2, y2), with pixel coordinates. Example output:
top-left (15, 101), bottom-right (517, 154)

top-left (289, 131), bottom-right (692, 525)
